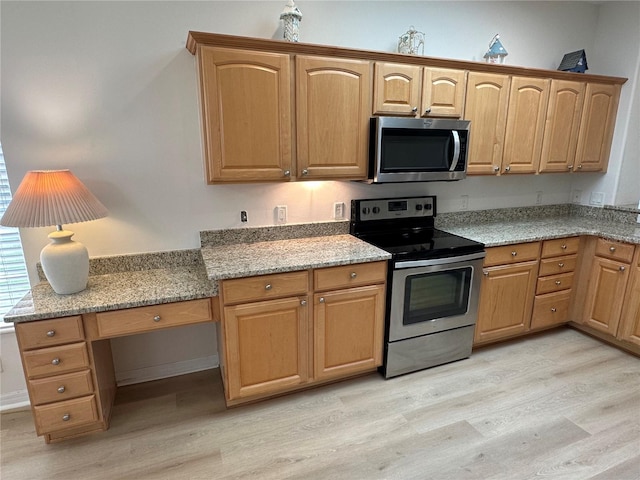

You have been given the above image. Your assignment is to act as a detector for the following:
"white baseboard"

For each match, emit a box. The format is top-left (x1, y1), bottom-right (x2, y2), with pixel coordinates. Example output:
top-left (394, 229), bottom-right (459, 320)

top-left (115, 354), bottom-right (219, 386)
top-left (0, 390), bottom-right (31, 413)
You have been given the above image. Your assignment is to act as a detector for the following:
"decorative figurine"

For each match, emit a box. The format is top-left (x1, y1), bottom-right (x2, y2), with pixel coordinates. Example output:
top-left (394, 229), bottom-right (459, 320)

top-left (558, 50), bottom-right (588, 73)
top-left (484, 34), bottom-right (508, 64)
top-left (398, 26), bottom-right (425, 55)
top-left (280, 0), bottom-right (302, 42)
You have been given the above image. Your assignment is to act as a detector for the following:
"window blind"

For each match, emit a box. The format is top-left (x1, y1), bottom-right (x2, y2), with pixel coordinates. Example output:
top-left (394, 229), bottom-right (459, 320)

top-left (0, 145), bottom-right (30, 326)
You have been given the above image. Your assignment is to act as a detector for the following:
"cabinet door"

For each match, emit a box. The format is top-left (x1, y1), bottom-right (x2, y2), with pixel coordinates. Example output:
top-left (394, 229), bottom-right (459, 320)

top-left (314, 285), bottom-right (385, 380)
top-left (223, 297), bottom-right (308, 400)
top-left (296, 56), bottom-right (371, 180)
top-left (574, 82), bottom-right (620, 172)
top-left (422, 68), bottom-right (466, 118)
top-left (618, 264), bottom-right (640, 346)
top-left (464, 72), bottom-right (511, 175)
top-left (539, 80), bottom-right (584, 173)
top-left (502, 77), bottom-right (550, 174)
top-left (373, 62), bottom-right (421, 116)
top-left (583, 256), bottom-right (630, 335)
top-left (198, 47), bottom-right (292, 183)
top-left (474, 260), bottom-right (538, 344)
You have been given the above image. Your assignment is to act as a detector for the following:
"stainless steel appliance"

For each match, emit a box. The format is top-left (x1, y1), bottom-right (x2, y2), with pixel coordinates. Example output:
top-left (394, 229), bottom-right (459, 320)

top-left (368, 117), bottom-right (470, 183)
top-left (350, 196), bottom-right (485, 378)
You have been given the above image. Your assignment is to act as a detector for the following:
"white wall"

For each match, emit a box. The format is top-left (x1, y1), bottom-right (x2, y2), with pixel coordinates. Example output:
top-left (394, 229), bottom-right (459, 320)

top-left (2, 1), bottom-right (638, 402)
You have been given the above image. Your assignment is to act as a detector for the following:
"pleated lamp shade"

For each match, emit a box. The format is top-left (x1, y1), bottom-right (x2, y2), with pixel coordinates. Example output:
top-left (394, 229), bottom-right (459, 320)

top-left (1, 170), bottom-right (108, 295)
top-left (0, 170), bottom-right (107, 228)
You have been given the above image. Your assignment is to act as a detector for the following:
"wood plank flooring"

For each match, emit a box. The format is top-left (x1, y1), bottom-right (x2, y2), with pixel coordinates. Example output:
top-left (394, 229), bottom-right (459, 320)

top-left (2, 327), bottom-right (639, 479)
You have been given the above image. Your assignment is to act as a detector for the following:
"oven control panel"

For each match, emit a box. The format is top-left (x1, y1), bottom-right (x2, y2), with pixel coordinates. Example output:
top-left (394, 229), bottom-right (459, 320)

top-left (353, 196), bottom-right (436, 221)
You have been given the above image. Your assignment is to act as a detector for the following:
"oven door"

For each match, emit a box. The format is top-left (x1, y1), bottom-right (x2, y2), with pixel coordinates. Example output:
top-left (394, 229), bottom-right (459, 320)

top-left (388, 252), bottom-right (485, 342)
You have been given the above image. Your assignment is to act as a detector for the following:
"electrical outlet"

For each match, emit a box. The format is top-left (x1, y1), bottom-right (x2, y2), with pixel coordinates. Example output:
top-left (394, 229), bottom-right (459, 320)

top-left (240, 211), bottom-right (248, 223)
top-left (333, 202), bottom-right (345, 220)
top-left (275, 205), bottom-right (287, 224)
top-left (536, 191), bottom-right (543, 205)
top-left (460, 195), bottom-right (469, 211)
top-left (571, 189), bottom-right (582, 204)
top-left (589, 192), bottom-right (604, 206)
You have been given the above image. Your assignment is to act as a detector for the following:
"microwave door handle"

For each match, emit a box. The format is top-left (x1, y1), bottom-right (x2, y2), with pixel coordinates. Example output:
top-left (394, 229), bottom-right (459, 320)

top-left (450, 130), bottom-right (460, 172)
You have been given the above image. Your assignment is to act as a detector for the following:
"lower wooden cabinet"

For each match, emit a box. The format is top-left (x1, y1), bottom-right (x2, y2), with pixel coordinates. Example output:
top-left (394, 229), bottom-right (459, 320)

top-left (617, 249), bottom-right (640, 346)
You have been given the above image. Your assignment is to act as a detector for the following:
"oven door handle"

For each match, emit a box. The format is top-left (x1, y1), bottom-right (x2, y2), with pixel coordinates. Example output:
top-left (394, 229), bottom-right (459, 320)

top-left (449, 130), bottom-right (460, 172)
top-left (394, 251), bottom-right (486, 269)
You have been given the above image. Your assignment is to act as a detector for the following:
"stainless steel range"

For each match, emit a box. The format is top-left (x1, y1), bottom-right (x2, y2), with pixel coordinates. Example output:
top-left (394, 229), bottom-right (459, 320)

top-left (350, 196), bottom-right (485, 378)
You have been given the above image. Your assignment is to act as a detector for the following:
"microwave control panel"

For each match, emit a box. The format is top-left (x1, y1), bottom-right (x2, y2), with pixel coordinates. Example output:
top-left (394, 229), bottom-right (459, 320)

top-left (354, 196), bottom-right (435, 222)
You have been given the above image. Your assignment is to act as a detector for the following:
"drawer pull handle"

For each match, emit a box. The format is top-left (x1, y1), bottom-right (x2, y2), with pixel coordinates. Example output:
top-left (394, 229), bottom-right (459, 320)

top-left (561, 244), bottom-right (567, 250)
top-left (620, 266), bottom-right (626, 272)
top-left (153, 315), bottom-right (161, 322)
top-left (551, 308), bottom-right (557, 313)
top-left (57, 386), bottom-right (66, 394)
top-left (555, 280), bottom-right (561, 285)
top-left (265, 284), bottom-right (272, 290)
top-left (46, 330), bottom-right (56, 337)
top-left (558, 263), bottom-right (564, 268)
top-left (51, 358), bottom-right (61, 366)
top-left (62, 413), bottom-right (71, 422)
top-left (319, 297), bottom-right (325, 303)
top-left (610, 246), bottom-right (616, 252)
top-left (350, 272), bottom-right (357, 279)
top-left (511, 251), bottom-right (517, 257)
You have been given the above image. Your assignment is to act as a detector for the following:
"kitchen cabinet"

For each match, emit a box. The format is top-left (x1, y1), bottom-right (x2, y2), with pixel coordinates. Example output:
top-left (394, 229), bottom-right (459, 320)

top-left (539, 80), bottom-right (585, 173)
top-left (530, 237), bottom-right (579, 330)
top-left (464, 72), bottom-right (511, 175)
top-left (501, 77), bottom-right (550, 174)
top-left (574, 83), bottom-right (621, 172)
top-left (296, 56), bottom-right (371, 180)
top-left (617, 248), bottom-right (640, 347)
top-left (581, 239), bottom-right (634, 335)
top-left (313, 263), bottom-right (386, 381)
top-left (196, 47), bottom-right (292, 183)
top-left (474, 242), bottom-right (540, 344)
top-left (373, 62), bottom-right (466, 118)
top-left (218, 262), bottom-right (386, 405)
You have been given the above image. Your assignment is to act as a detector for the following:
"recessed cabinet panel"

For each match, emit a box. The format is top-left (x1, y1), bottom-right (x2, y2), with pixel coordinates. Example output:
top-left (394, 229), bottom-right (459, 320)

top-left (583, 256), bottom-right (630, 335)
top-left (373, 62), bottom-right (421, 116)
top-left (421, 68), bottom-right (466, 118)
top-left (618, 261), bottom-right (640, 346)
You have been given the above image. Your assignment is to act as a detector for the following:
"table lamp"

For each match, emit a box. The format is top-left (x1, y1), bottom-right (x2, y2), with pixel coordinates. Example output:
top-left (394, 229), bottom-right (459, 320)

top-left (0, 170), bottom-right (108, 294)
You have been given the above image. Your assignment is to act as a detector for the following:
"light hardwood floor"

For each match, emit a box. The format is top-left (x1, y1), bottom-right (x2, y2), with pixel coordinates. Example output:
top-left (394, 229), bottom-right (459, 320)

top-left (2, 327), bottom-right (639, 480)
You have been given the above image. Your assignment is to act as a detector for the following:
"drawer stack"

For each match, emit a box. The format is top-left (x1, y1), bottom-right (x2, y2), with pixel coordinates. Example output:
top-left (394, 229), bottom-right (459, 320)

top-left (531, 237), bottom-right (579, 329)
top-left (15, 316), bottom-right (99, 440)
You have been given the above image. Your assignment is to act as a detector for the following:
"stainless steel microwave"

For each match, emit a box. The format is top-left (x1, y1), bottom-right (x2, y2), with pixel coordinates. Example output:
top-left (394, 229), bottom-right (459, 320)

top-left (368, 117), bottom-right (470, 183)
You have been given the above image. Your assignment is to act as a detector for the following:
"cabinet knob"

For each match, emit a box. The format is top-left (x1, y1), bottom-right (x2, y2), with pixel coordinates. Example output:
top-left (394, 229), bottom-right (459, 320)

top-left (57, 386), bottom-right (66, 394)
top-left (555, 280), bottom-right (561, 286)
top-left (424, 107), bottom-right (431, 114)
top-left (62, 414), bottom-right (71, 422)
top-left (412, 107), bottom-right (418, 113)
top-left (283, 170), bottom-right (291, 177)
top-left (609, 246), bottom-right (616, 252)
top-left (483, 271), bottom-right (489, 276)
top-left (319, 297), bottom-right (325, 303)
top-left (504, 165), bottom-right (511, 172)
top-left (551, 308), bottom-right (557, 313)
top-left (561, 244), bottom-right (567, 250)
top-left (153, 315), bottom-right (161, 322)
top-left (51, 358), bottom-right (61, 366)
top-left (558, 263), bottom-right (565, 268)
top-left (300, 299), bottom-right (307, 306)
top-left (620, 266), bottom-right (626, 272)
top-left (493, 165), bottom-right (500, 172)
top-left (577, 164), bottom-right (583, 169)
top-left (567, 165), bottom-right (573, 169)
top-left (302, 169), bottom-right (309, 176)
top-left (46, 330), bottom-right (56, 337)
top-left (511, 251), bottom-right (517, 257)
top-left (265, 284), bottom-right (272, 290)
top-left (350, 272), bottom-right (357, 279)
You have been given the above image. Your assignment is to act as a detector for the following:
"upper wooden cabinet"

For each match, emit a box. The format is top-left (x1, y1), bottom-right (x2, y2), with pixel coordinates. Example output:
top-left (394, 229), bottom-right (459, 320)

top-left (373, 62), bottom-right (466, 118)
top-left (197, 47), bottom-right (292, 183)
top-left (296, 56), bottom-right (371, 180)
top-left (539, 80), bottom-right (585, 173)
top-left (574, 82), bottom-right (621, 172)
top-left (464, 72), bottom-right (511, 175)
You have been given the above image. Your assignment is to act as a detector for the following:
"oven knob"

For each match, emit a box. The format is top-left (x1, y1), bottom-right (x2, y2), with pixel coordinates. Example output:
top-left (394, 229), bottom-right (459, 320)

top-left (362, 207), bottom-right (370, 215)
top-left (372, 207), bottom-right (380, 214)
top-left (415, 204), bottom-right (423, 211)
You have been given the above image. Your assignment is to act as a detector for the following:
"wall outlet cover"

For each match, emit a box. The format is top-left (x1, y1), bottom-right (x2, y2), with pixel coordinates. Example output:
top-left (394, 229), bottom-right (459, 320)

top-left (333, 202), bottom-right (346, 220)
top-left (460, 195), bottom-right (469, 211)
top-left (571, 189), bottom-right (582, 204)
top-left (275, 205), bottom-right (287, 224)
top-left (589, 191), bottom-right (605, 206)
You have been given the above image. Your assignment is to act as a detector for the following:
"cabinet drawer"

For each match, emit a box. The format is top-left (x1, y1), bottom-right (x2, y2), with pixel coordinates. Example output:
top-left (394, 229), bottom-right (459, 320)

top-left (314, 261), bottom-right (387, 292)
top-left (531, 291), bottom-right (571, 329)
top-left (222, 271), bottom-right (309, 305)
top-left (538, 255), bottom-right (577, 276)
top-left (95, 299), bottom-right (212, 338)
top-left (33, 395), bottom-right (99, 435)
top-left (29, 370), bottom-right (93, 405)
top-left (595, 239), bottom-right (635, 263)
top-left (23, 343), bottom-right (89, 379)
top-left (541, 237), bottom-right (580, 258)
top-left (536, 272), bottom-right (574, 295)
top-left (16, 316), bottom-right (84, 350)
top-left (484, 242), bottom-right (540, 267)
